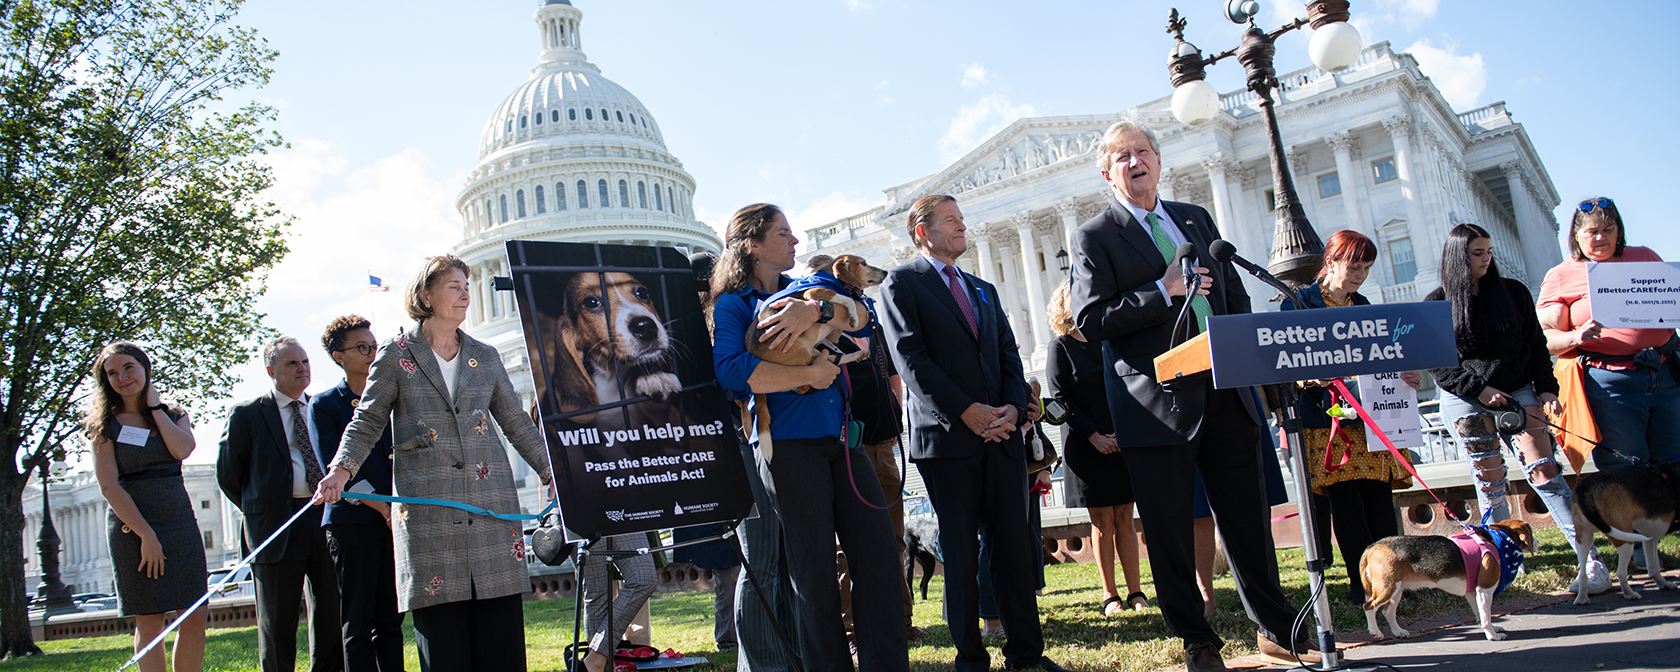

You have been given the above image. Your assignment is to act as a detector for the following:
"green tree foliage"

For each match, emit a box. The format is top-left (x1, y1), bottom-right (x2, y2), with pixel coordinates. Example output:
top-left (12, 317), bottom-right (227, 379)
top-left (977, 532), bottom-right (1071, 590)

top-left (0, 0), bottom-right (286, 656)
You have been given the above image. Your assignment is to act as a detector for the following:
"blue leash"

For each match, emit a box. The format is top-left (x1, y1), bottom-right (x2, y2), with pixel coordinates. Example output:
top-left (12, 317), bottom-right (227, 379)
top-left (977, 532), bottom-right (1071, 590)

top-left (118, 493), bottom-right (554, 670)
top-left (342, 491), bottom-right (556, 521)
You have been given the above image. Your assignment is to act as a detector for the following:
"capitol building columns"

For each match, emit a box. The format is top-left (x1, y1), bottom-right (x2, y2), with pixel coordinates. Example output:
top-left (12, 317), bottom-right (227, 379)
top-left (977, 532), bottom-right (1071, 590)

top-left (1325, 130), bottom-right (1370, 240)
top-left (1502, 161), bottom-right (1557, 288)
top-left (1014, 212), bottom-right (1051, 365)
top-left (1384, 115), bottom-right (1437, 285)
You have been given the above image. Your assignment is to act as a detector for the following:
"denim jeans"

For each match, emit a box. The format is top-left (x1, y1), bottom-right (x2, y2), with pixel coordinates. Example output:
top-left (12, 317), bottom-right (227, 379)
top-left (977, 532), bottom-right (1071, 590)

top-left (1439, 385), bottom-right (1581, 553)
top-left (1583, 363), bottom-right (1680, 469)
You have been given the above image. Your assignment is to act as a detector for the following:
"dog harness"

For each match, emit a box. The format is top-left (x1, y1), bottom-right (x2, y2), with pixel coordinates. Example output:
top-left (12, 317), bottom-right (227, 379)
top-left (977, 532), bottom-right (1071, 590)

top-left (1449, 517), bottom-right (1524, 597)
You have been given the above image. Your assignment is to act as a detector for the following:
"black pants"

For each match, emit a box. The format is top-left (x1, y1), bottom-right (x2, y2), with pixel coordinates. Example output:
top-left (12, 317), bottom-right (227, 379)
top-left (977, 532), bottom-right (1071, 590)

top-left (917, 437), bottom-right (1042, 672)
top-left (1324, 479), bottom-right (1399, 599)
top-left (325, 523), bottom-right (405, 672)
top-left (1123, 388), bottom-right (1299, 649)
top-left (761, 437), bottom-right (908, 672)
top-left (253, 499), bottom-right (342, 672)
top-left (411, 593), bottom-right (526, 672)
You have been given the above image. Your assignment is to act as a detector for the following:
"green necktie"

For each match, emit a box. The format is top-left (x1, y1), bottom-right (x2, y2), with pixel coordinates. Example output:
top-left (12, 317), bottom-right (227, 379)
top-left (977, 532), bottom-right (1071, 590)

top-left (1145, 212), bottom-right (1211, 333)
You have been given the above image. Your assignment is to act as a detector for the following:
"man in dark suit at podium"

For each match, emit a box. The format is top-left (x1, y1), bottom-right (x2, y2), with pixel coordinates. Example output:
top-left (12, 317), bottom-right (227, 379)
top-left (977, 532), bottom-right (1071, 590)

top-left (1068, 120), bottom-right (1314, 672)
top-left (880, 195), bottom-right (1077, 672)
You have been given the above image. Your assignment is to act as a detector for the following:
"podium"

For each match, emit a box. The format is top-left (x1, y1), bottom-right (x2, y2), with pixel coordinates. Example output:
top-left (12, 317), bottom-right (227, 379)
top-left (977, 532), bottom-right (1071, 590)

top-left (1152, 304), bottom-right (1457, 669)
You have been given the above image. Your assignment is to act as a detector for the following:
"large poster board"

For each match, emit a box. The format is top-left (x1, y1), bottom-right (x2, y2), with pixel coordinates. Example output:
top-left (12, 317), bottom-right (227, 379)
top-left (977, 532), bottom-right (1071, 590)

top-left (1205, 302), bottom-right (1459, 389)
top-left (506, 241), bottom-right (753, 541)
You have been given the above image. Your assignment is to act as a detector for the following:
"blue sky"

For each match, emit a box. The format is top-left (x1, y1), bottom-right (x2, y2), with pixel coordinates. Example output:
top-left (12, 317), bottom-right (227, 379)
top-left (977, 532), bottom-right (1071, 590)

top-left (167, 0), bottom-right (1679, 460)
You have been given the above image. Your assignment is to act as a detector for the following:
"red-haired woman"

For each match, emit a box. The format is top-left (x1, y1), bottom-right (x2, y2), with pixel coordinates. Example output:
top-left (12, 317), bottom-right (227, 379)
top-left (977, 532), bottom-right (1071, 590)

top-left (1280, 230), bottom-right (1419, 606)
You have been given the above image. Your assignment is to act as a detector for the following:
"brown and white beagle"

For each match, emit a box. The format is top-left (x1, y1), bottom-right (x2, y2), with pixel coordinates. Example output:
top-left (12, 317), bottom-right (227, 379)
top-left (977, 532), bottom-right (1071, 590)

top-left (1359, 519), bottom-right (1535, 642)
top-left (1570, 460), bottom-right (1680, 605)
top-left (545, 271), bottom-right (682, 428)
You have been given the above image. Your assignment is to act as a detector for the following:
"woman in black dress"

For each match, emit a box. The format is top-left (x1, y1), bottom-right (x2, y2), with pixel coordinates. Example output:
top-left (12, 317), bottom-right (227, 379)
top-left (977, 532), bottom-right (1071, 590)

top-left (88, 341), bottom-right (207, 672)
top-left (1046, 281), bottom-right (1144, 616)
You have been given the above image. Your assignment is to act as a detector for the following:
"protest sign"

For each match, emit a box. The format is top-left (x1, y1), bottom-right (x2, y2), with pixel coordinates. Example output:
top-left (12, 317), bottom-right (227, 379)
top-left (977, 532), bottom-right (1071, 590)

top-left (1356, 372), bottom-right (1421, 451)
top-left (506, 241), bottom-right (754, 540)
top-left (1586, 260), bottom-right (1680, 328)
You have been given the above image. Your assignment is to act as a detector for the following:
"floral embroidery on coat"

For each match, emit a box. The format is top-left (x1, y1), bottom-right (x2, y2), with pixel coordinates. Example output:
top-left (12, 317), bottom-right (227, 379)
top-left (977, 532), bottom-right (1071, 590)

top-left (395, 335), bottom-right (409, 351)
top-left (399, 358), bottom-right (418, 376)
top-left (475, 462), bottom-right (491, 480)
top-left (427, 576), bottom-right (442, 597)
top-left (511, 529), bottom-right (526, 561)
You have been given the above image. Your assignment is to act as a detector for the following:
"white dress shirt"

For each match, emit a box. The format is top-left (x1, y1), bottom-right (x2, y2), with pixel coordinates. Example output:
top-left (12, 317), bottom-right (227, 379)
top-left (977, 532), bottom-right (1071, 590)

top-left (923, 254), bottom-right (977, 304)
top-left (273, 389), bottom-right (311, 498)
top-left (1115, 195), bottom-right (1193, 301)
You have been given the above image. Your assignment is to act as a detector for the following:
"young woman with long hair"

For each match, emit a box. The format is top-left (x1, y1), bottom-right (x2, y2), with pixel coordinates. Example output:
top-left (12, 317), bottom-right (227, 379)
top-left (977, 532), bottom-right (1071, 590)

top-left (1424, 224), bottom-right (1581, 550)
top-left (87, 342), bottom-right (208, 672)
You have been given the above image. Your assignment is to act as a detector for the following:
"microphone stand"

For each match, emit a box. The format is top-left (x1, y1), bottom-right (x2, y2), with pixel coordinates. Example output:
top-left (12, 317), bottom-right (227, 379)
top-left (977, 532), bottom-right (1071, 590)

top-left (1168, 261), bottom-right (1202, 349)
top-left (1228, 256), bottom-right (1340, 667)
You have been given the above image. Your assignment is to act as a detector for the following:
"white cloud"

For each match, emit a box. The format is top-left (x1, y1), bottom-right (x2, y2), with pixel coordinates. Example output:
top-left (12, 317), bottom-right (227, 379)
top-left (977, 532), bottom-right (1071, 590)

top-left (789, 192), bottom-right (881, 236)
top-left (844, 0), bottom-right (873, 11)
top-left (1405, 39), bottom-right (1486, 111)
top-left (938, 93), bottom-right (1035, 164)
top-left (1400, 0), bottom-right (1439, 24)
top-left (960, 63), bottom-right (989, 88)
top-left (185, 140), bottom-right (461, 462)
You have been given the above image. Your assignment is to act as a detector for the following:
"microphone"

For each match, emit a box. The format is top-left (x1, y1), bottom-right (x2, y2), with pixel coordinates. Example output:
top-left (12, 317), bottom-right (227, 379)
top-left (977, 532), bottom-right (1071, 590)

top-left (1208, 239), bottom-right (1305, 310)
top-left (1173, 241), bottom-right (1199, 292)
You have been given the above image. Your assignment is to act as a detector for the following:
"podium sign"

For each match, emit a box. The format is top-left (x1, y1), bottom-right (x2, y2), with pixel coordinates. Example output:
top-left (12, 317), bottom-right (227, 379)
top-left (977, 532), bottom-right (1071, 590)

top-left (1586, 260), bottom-right (1680, 328)
top-left (1205, 302), bottom-right (1458, 389)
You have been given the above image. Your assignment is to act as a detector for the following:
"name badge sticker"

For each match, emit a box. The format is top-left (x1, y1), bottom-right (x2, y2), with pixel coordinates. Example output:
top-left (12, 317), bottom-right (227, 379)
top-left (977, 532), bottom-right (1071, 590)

top-left (116, 425), bottom-right (150, 447)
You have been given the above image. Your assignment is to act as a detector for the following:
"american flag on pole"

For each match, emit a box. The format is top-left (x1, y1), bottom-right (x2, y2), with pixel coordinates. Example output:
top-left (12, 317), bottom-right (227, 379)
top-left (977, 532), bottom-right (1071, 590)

top-left (369, 275), bottom-right (389, 292)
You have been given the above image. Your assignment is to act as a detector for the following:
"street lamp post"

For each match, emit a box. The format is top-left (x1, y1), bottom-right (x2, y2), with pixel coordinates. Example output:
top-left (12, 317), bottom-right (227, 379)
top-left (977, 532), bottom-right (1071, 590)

top-left (1163, 3), bottom-right (1363, 669)
top-left (32, 456), bottom-right (76, 615)
top-left (1165, 0), bottom-right (1362, 284)
top-left (1055, 248), bottom-right (1070, 274)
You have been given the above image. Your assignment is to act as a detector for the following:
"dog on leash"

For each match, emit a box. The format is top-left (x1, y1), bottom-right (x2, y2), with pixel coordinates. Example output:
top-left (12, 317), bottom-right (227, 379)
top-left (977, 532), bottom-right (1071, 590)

top-left (1359, 519), bottom-right (1536, 641)
top-left (1570, 460), bottom-right (1680, 605)
top-left (544, 272), bottom-right (682, 428)
top-left (903, 514), bottom-right (941, 601)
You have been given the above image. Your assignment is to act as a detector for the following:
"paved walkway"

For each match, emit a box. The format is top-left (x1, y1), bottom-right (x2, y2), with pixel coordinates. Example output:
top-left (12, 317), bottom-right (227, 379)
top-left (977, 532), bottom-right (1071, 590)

top-left (1315, 574), bottom-right (1680, 671)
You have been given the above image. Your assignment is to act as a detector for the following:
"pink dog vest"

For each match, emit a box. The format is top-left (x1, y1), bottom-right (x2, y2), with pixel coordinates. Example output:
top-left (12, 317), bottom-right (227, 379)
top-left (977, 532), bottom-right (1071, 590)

top-left (1449, 530), bottom-right (1497, 591)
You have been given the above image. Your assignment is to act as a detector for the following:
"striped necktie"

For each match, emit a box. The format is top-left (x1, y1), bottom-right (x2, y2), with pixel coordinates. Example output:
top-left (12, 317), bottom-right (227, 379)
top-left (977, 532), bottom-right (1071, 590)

top-left (1145, 212), bottom-right (1211, 333)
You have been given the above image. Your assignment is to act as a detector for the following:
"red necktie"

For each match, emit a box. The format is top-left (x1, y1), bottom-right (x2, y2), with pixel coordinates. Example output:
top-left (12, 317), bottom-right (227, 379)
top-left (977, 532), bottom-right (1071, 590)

top-left (943, 266), bottom-right (979, 337)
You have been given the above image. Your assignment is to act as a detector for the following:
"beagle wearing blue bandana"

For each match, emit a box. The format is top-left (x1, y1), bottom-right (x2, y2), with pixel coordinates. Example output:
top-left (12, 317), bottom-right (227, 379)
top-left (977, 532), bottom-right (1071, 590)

top-left (1359, 519), bottom-right (1535, 642)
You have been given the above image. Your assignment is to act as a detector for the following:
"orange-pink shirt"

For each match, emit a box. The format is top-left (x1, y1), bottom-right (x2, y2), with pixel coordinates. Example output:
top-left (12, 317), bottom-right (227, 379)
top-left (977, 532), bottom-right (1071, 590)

top-left (1538, 246), bottom-right (1673, 360)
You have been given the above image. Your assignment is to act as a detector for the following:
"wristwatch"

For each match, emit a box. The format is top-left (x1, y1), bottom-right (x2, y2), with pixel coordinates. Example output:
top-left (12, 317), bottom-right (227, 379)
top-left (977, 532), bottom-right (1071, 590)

top-left (147, 403), bottom-right (169, 413)
top-left (815, 300), bottom-right (835, 324)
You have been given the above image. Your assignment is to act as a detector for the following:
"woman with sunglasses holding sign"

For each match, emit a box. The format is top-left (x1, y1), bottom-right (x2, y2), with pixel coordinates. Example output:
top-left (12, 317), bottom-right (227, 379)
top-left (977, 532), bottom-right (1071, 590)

top-left (1537, 197), bottom-right (1677, 575)
top-left (1538, 197), bottom-right (1680, 469)
top-left (1424, 224), bottom-right (1582, 553)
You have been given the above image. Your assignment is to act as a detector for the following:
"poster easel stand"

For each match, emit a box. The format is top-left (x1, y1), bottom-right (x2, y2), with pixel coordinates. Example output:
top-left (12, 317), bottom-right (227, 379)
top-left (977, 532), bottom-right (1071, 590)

top-left (567, 520), bottom-right (803, 672)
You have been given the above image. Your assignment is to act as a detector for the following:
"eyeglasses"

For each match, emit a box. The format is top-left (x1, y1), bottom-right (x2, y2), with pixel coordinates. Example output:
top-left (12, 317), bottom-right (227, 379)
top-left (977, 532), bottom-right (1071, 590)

top-left (334, 344), bottom-right (377, 356)
top-left (1577, 197), bottom-right (1614, 213)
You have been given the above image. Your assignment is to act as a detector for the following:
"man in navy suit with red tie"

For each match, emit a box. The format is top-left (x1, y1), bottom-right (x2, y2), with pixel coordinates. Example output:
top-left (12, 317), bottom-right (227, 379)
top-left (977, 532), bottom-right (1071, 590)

top-left (880, 195), bottom-right (1079, 672)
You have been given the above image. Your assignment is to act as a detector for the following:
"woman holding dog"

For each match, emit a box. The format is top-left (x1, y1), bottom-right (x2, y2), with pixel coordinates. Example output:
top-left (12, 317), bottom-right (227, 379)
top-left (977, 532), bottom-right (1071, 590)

top-left (1538, 197), bottom-right (1680, 470)
top-left (709, 203), bottom-right (909, 672)
top-left (1425, 224), bottom-right (1582, 553)
top-left (1280, 230), bottom-right (1417, 606)
top-left (314, 254), bottom-right (554, 672)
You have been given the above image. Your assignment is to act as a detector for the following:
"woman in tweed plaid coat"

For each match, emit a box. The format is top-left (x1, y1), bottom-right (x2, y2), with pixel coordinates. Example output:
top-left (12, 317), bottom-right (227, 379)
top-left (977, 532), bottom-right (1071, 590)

top-left (317, 255), bottom-right (553, 672)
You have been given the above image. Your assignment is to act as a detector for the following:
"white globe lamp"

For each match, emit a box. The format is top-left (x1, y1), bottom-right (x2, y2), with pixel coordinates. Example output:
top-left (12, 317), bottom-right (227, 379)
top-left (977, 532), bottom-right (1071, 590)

top-left (1308, 21), bottom-right (1362, 71)
top-left (1171, 80), bottom-right (1220, 125)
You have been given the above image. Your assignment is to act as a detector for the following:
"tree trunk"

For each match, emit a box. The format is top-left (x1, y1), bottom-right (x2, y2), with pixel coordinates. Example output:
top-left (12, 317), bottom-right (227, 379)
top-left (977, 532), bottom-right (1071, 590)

top-left (0, 471), bottom-right (43, 658)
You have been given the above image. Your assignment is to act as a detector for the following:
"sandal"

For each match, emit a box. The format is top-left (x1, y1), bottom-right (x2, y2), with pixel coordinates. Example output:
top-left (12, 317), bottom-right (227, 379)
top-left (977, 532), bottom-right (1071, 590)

top-left (1126, 591), bottom-right (1149, 612)
top-left (1100, 595), bottom-right (1124, 616)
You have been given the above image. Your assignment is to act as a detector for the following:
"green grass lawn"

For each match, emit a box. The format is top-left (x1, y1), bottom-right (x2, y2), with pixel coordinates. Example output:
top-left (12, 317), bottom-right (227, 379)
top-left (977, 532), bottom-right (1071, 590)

top-left (9, 528), bottom-right (1677, 672)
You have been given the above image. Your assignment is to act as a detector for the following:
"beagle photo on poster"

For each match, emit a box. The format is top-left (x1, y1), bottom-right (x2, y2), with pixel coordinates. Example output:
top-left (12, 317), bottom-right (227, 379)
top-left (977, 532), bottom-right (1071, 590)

top-left (545, 271), bottom-right (682, 428)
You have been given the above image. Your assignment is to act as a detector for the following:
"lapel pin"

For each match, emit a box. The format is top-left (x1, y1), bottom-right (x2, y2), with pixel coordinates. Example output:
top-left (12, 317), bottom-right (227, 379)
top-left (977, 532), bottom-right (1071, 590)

top-left (350, 398), bottom-right (361, 409)
top-left (468, 358), bottom-right (478, 368)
